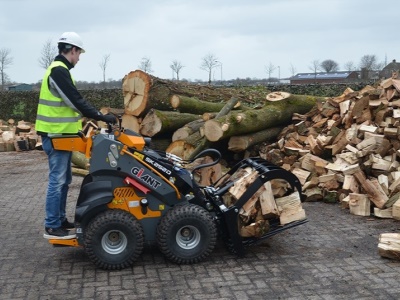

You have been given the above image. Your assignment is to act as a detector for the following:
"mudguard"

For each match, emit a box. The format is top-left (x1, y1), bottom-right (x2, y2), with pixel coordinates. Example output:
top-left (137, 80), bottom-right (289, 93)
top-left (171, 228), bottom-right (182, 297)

top-left (75, 180), bottom-right (114, 225)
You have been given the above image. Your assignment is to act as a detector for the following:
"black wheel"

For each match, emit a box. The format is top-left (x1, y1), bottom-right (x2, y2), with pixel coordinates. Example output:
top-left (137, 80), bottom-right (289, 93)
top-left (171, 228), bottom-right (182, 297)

top-left (156, 204), bottom-right (217, 264)
top-left (84, 209), bottom-right (144, 270)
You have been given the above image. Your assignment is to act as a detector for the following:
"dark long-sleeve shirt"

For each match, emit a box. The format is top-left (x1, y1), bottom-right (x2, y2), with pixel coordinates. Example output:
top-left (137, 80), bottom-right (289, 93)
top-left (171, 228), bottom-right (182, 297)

top-left (47, 55), bottom-right (103, 120)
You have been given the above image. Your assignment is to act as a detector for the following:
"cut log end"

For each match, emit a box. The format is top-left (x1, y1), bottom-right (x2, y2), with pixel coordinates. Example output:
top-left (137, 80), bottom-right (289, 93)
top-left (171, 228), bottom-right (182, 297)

top-left (266, 91), bottom-right (291, 102)
top-left (122, 70), bottom-right (151, 116)
top-left (170, 95), bottom-right (180, 109)
top-left (204, 119), bottom-right (224, 142)
top-left (166, 140), bottom-right (195, 160)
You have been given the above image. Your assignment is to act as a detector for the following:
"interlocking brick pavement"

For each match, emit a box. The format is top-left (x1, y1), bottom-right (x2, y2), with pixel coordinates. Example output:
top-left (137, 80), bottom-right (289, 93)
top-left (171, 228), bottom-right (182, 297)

top-left (1, 150), bottom-right (400, 300)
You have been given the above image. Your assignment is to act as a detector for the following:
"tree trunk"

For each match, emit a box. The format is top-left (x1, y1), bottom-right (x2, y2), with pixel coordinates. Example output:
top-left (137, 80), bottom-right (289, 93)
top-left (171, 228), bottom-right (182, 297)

top-left (122, 70), bottom-right (175, 116)
top-left (140, 109), bottom-right (200, 137)
top-left (188, 97), bottom-right (240, 159)
top-left (172, 119), bottom-right (206, 141)
top-left (166, 140), bottom-right (195, 160)
top-left (122, 70), bottom-right (271, 117)
top-left (170, 94), bottom-right (249, 114)
top-left (228, 126), bottom-right (284, 152)
top-left (204, 93), bottom-right (323, 142)
top-left (71, 151), bottom-right (89, 170)
top-left (121, 114), bottom-right (140, 133)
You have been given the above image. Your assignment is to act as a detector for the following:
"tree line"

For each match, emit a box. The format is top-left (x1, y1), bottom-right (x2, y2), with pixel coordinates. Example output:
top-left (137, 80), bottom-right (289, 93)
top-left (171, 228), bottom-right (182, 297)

top-left (0, 37), bottom-right (394, 90)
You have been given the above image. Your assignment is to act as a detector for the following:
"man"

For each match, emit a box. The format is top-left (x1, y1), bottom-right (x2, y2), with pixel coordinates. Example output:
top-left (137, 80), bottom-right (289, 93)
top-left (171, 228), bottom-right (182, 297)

top-left (36, 32), bottom-right (116, 239)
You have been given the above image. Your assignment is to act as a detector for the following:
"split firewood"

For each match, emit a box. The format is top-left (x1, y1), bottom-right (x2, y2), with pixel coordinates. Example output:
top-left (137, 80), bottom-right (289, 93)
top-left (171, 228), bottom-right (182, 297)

top-left (72, 167), bottom-right (89, 177)
top-left (378, 233), bottom-right (400, 260)
top-left (275, 192), bottom-right (306, 225)
top-left (348, 193), bottom-right (371, 216)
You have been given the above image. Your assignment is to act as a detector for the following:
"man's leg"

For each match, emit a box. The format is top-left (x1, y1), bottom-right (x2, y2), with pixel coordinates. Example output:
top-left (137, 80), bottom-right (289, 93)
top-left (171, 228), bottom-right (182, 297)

top-left (42, 136), bottom-right (72, 229)
top-left (60, 152), bottom-right (72, 223)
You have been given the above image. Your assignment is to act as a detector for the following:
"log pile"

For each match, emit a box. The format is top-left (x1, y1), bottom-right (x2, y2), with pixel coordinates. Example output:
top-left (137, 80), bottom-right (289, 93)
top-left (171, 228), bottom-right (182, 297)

top-left (0, 119), bottom-right (39, 152)
top-left (118, 70), bottom-right (325, 160)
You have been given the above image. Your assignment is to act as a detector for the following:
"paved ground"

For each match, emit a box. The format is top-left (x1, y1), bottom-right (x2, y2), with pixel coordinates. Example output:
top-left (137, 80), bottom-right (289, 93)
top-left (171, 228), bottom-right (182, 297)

top-left (1, 150), bottom-right (400, 300)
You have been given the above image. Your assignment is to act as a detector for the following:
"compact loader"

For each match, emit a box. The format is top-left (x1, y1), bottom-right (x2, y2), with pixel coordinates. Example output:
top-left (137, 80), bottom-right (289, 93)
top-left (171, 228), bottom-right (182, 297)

top-left (48, 119), bottom-right (307, 270)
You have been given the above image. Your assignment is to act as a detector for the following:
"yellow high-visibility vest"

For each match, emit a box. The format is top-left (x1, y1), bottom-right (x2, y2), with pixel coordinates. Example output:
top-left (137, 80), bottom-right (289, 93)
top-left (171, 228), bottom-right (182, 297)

top-left (35, 61), bottom-right (82, 133)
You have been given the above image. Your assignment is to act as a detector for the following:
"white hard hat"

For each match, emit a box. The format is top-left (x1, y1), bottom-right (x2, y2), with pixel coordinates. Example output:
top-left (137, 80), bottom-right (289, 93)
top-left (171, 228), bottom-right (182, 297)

top-left (58, 32), bottom-right (85, 53)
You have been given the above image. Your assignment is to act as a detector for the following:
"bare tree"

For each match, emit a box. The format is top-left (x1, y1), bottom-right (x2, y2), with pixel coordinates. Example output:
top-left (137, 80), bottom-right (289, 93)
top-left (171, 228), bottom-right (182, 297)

top-left (170, 60), bottom-right (184, 81)
top-left (320, 59), bottom-right (339, 73)
top-left (264, 62), bottom-right (276, 81)
top-left (359, 54), bottom-right (379, 71)
top-left (344, 61), bottom-right (356, 71)
top-left (38, 38), bottom-right (58, 69)
top-left (200, 53), bottom-right (219, 84)
top-left (0, 48), bottom-right (13, 90)
top-left (99, 54), bottom-right (111, 88)
top-left (309, 60), bottom-right (320, 81)
top-left (289, 63), bottom-right (297, 77)
top-left (138, 57), bottom-right (153, 73)
top-left (359, 54), bottom-right (384, 79)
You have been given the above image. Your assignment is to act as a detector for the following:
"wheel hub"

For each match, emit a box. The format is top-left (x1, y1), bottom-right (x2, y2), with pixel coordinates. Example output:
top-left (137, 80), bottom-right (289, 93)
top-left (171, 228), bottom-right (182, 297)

top-left (176, 225), bottom-right (201, 250)
top-left (101, 230), bottom-right (128, 255)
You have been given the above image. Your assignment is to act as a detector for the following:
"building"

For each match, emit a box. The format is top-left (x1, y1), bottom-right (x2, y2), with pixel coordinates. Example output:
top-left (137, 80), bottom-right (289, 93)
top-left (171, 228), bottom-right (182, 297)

top-left (380, 59), bottom-right (400, 79)
top-left (289, 71), bottom-right (359, 84)
top-left (7, 83), bottom-right (33, 91)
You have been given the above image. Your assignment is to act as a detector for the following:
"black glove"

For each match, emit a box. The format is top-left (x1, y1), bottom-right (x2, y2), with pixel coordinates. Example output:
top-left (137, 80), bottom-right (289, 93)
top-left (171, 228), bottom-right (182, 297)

top-left (101, 113), bottom-right (117, 124)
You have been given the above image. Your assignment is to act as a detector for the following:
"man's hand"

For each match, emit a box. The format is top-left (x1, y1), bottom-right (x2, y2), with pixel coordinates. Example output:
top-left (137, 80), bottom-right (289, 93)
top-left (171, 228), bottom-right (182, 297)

top-left (101, 113), bottom-right (117, 124)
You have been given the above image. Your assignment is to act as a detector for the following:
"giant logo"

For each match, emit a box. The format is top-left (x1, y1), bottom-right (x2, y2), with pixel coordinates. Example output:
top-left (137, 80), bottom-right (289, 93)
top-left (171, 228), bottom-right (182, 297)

top-left (131, 167), bottom-right (161, 189)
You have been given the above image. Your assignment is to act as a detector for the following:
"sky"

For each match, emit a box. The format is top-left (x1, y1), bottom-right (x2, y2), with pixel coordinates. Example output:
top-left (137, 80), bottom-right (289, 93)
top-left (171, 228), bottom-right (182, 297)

top-left (1, 0), bottom-right (399, 84)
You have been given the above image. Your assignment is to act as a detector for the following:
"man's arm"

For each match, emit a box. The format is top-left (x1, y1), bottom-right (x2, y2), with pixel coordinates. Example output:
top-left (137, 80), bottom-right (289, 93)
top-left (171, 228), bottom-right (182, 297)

top-left (49, 66), bottom-right (104, 120)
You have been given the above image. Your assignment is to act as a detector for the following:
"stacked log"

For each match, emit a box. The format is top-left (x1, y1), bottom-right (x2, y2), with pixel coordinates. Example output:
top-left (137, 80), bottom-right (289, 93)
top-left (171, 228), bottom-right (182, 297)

top-left (117, 70), bottom-right (326, 160)
top-left (0, 119), bottom-right (39, 152)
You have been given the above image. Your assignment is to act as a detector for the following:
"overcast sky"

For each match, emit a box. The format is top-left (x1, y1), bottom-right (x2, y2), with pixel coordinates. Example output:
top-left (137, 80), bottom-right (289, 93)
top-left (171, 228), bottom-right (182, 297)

top-left (1, 0), bottom-right (399, 84)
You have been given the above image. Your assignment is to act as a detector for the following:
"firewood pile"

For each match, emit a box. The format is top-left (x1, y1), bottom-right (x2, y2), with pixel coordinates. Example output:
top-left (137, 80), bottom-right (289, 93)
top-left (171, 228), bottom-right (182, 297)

top-left (0, 119), bottom-right (39, 152)
top-left (259, 77), bottom-right (400, 220)
top-left (251, 74), bottom-right (400, 259)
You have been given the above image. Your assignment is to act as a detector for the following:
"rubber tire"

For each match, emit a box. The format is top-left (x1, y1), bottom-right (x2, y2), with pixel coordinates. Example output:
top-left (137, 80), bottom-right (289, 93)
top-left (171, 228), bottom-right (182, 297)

top-left (84, 209), bottom-right (144, 270)
top-left (156, 204), bottom-right (217, 264)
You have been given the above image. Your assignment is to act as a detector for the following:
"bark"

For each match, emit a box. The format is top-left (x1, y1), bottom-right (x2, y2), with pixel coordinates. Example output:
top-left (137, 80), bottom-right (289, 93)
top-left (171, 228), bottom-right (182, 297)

top-left (71, 151), bottom-right (89, 170)
top-left (228, 126), bottom-right (284, 152)
top-left (139, 109), bottom-right (200, 137)
top-left (172, 119), bottom-right (206, 141)
top-left (170, 94), bottom-right (249, 114)
top-left (189, 97), bottom-right (240, 159)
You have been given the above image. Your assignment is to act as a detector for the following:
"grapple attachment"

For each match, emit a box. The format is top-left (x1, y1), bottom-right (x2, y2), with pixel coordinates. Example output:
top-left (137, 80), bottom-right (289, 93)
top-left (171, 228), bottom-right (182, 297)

top-left (206, 157), bottom-right (308, 256)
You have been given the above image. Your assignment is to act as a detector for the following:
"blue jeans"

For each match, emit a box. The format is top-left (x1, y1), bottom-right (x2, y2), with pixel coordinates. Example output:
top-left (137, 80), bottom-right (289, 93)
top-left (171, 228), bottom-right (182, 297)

top-left (42, 136), bottom-right (72, 228)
